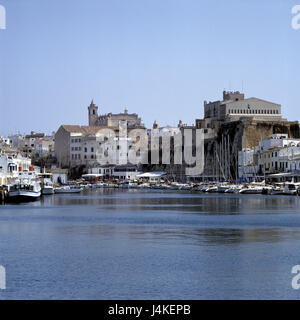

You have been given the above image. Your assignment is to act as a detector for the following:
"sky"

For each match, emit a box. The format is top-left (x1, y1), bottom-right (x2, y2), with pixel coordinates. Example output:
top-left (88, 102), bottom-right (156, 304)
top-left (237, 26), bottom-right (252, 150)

top-left (0, 0), bottom-right (300, 136)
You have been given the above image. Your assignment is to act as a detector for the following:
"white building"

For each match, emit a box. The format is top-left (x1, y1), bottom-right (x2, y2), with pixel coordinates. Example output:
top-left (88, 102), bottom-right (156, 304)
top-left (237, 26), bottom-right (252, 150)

top-left (0, 152), bottom-right (32, 185)
top-left (36, 136), bottom-right (55, 157)
top-left (8, 134), bottom-right (25, 149)
top-left (238, 134), bottom-right (300, 180)
top-left (86, 165), bottom-right (141, 181)
top-left (55, 123), bottom-right (147, 168)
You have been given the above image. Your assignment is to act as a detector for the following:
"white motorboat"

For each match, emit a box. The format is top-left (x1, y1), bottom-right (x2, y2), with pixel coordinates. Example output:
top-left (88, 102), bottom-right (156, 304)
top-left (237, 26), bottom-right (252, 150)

top-left (239, 186), bottom-right (264, 194)
top-left (37, 173), bottom-right (55, 195)
top-left (120, 180), bottom-right (138, 189)
top-left (136, 183), bottom-right (151, 189)
top-left (239, 180), bottom-right (272, 195)
top-left (8, 171), bottom-right (41, 202)
top-left (169, 182), bottom-right (183, 190)
top-left (217, 184), bottom-right (231, 193)
top-left (54, 186), bottom-right (83, 194)
top-left (42, 184), bottom-right (54, 195)
top-left (225, 185), bottom-right (242, 193)
top-left (270, 183), bottom-right (299, 196)
top-left (205, 185), bottom-right (219, 193)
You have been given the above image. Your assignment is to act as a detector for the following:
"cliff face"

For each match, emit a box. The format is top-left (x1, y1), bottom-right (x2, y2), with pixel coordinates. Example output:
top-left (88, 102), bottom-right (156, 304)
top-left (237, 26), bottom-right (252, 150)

top-left (203, 119), bottom-right (300, 180)
top-left (243, 120), bottom-right (300, 149)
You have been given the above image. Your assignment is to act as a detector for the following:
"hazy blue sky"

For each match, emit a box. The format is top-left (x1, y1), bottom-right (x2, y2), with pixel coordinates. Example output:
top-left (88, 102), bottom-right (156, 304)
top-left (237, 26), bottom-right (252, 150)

top-left (0, 0), bottom-right (299, 135)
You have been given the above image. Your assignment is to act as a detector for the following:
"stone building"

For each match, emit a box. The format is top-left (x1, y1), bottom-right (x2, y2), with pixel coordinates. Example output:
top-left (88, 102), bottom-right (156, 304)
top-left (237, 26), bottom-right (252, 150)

top-left (194, 91), bottom-right (300, 181)
top-left (238, 134), bottom-right (300, 181)
top-left (54, 124), bottom-right (147, 169)
top-left (88, 100), bottom-right (144, 128)
top-left (196, 91), bottom-right (284, 140)
top-left (55, 101), bottom-right (146, 170)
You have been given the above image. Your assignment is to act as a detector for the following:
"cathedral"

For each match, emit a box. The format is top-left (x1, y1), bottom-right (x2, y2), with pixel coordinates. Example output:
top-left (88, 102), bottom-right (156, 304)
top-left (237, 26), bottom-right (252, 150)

top-left (88, 100), bottom-right (144, 128)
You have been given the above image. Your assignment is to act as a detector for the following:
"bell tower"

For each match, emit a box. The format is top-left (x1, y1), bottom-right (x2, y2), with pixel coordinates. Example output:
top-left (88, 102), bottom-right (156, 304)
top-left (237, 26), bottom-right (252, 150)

top-left (88, 99), bottom-right (99, 126)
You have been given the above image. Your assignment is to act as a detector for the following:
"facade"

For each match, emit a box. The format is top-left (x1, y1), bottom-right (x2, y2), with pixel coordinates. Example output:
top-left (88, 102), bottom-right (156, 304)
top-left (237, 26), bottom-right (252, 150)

top-left (194, 91), bottom-right (300, 181)
top-left (0, 152), bottom-right (32, 185)
top-left (238, 134), bottom-right (300, 181)
top-left (204, 91), bottom-right (282, 122)
top-left (86, 165), bottom-right (141, 180)
top-left (8, 134), bottom-right (25, 149)
top-left (197, 91), bottom-right (284, 138)
top-left (112, 166), bottom-right (141, 180)
top-left (49, 168), bottom-right (68, 184)
top-left (55, 124), bottom-right (146, 169)
top-left (55, 101), bottom-right (147, 170)
top-left (35, 136), bottom-right (55, 157)
top-left (55, 125), bottom-right (83, 168)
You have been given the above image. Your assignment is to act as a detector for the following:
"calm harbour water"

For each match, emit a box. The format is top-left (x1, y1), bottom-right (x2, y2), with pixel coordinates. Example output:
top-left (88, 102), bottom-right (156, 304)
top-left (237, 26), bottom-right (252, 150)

top-left (1, 188), bottom-right (300, 300)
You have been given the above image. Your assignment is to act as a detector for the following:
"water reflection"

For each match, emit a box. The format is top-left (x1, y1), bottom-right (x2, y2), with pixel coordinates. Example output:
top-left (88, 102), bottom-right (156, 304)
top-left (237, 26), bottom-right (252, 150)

top-left (34, 189), bottom-right (300, 216)
top-left (1, 189), bottom-right (300, 299)
top-left (55, 223), bottom-right (300, 246)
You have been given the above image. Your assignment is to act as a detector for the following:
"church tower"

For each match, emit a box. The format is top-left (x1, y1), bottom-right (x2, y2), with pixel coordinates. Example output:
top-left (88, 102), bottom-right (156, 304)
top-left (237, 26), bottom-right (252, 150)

top-left (88, 99), bottom-right (99, 126)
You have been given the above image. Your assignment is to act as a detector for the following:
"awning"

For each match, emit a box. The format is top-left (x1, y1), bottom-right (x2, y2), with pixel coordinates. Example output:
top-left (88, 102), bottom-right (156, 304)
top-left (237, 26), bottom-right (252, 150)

top-left (8, 163), bottom-right (16, 166)
top-left (268, 173), bottom-right (292, 178)
top-left (82, 174), bottom-right (103, 178)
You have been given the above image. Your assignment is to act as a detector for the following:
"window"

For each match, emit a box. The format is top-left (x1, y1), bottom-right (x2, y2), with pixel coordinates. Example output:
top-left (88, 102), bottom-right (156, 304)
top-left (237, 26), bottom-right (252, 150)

top-left (84, 148), bottom-right (87, 152)
top-left (91, 147), bottom-right (94, 152)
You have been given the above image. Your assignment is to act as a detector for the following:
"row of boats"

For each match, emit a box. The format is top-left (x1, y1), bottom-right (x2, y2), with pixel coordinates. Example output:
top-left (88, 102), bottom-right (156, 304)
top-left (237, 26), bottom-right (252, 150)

top-left (3, 172), bottom-right (83, 202)
top-left (2, 170), bottom-right (300, 203)
top-left (87, 180), bottom-right (300, 196)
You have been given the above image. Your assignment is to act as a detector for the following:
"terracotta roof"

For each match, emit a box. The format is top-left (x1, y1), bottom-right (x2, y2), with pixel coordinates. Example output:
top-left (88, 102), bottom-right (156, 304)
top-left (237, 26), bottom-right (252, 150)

top-left (61, 125), bottom-right (84, 133)
top-left (60, 125), bottom-right (146, 135)
top-left (81, 126), bottom-right (106, 134)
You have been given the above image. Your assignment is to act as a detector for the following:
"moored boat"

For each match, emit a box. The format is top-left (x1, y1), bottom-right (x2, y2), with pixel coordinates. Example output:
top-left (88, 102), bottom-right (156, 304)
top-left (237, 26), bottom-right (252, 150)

top-left (8, 172), bottom-right (41, 202)
top-left (54, 185), bottom-right (83, 194)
